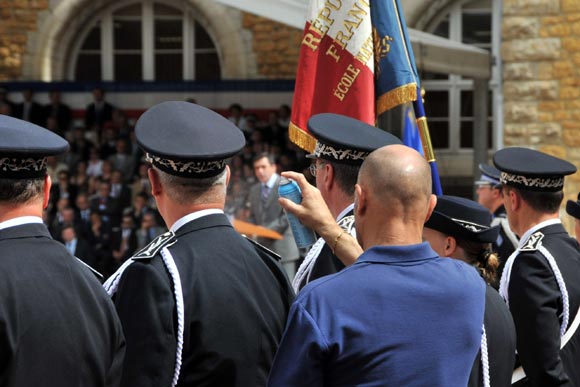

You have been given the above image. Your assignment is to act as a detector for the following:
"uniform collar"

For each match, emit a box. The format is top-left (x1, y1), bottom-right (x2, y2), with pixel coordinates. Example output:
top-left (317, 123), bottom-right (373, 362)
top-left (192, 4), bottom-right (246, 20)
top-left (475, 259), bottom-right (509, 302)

top-left (0, 216), bottom-right (44, 231)
top-left (170, 209), bottom-right (224, 232)
top-left (336, 203), bottom-right (354, 221)
top-left (518, 218), bottom-right (561, 248)
top-left (357, 242), bottom-right (439, 265)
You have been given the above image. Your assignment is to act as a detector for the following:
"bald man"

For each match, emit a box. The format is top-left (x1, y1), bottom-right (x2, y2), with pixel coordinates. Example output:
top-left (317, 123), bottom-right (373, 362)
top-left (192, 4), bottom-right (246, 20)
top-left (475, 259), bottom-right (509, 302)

top-left (268, 145), bottom-right (485, 386)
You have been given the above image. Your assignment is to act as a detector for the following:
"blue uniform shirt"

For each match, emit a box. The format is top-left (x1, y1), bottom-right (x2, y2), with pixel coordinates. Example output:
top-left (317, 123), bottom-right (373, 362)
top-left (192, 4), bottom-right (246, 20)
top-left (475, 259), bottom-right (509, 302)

top-left (268, 242), bottom-right (485, 387)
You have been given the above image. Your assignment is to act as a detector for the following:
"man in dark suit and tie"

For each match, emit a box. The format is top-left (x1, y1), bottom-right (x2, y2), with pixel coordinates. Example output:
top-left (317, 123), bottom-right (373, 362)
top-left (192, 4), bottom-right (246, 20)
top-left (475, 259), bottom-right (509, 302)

top-left (247, 152), bottom-right (299, 279)
top-left (61, 225), bottom-right (95, 267)
top-left (44, 90), bottom-right (72, 133)
top-left (15, 89), bottom-right (44, 126)
top-left (85, 87), bottom-right (114, 134)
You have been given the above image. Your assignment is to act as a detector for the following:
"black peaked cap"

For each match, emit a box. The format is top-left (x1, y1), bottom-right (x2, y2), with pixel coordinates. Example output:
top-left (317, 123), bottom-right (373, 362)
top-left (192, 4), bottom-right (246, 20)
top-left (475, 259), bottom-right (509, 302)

top-left (136, 101), bottom-right (245, 178)
top-left (0, 115), bottom-right (69, 178)
top-left (475, 163), bottom-right (501, 186)
top-left (307, 113), bottom-right (401, 165)
top-left (425, 195), bottom-right (499, 243)
top-left (493, 147), bottom-right (576, 192)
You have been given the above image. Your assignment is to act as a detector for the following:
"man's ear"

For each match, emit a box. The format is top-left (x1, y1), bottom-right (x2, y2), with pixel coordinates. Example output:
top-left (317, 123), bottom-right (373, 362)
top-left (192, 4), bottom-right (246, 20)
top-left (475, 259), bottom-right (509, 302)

top-left (509, 189), bottom-right (520, 211)
top-left (148, 167), bottom-right (163, 197)
top-left (323, 163), bottom-right (334, 192)
top-left (354, 183), bottom-right (366, 216)
top-left (425, 194), bottom-right (437, 223)
top-left (225, 165), bottom-right (231, 188)
top-left (42, 174), bottom-right (52, 209)
top-left (445, 236), bottom-right (457, 257)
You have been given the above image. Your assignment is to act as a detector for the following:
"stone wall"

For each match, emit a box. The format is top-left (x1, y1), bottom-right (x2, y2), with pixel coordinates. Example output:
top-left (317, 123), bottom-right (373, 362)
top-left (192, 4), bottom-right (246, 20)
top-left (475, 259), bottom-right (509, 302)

top-left (242, 13), bottom-right (302, 78)
top-left (0, 0), bottom-right (48, 80)
top-left (502, 0), bottom-right (580, 230)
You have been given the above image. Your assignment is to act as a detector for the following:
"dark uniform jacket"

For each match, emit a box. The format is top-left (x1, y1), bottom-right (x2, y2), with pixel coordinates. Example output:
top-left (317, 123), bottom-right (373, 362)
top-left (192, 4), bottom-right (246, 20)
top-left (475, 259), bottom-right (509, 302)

top-left (491, 205), bottom-right (517, 289)
top-left (110, 213), bottom-right (293, 387)
top-left (507, 222), bottom-right (580, 387)
top-left (0, 222), bottom-right (125, 386)
top-left (297, 208), bottom-right (353, 291)
top-left (468, 285), bottom-right (516, 387)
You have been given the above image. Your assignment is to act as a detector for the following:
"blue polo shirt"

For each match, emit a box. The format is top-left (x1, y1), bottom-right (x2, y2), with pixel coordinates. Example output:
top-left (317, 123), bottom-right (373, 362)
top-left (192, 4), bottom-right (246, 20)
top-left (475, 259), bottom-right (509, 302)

top-left (268, 242), bottom-right (485, 387)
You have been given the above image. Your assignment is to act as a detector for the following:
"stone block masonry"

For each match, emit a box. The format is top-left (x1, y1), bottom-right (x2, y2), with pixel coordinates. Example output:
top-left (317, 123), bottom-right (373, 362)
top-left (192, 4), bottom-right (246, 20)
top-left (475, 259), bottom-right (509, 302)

top-left (0, 0), bottom-right (49, 80)
top-left (503, 0), bottom-right (580, 233)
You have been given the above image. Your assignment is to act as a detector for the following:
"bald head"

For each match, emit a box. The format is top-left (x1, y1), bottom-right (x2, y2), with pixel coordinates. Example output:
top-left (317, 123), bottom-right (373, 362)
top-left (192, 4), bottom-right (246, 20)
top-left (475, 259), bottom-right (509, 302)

top-left (359, 145), bottom-right (432, 217)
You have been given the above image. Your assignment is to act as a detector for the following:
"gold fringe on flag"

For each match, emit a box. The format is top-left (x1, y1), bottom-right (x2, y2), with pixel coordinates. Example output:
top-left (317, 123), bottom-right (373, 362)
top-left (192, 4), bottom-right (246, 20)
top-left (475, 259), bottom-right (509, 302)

top-left (376, 83), bottom-right (418, 116)
top-left (289, 122), bottom-right (317, 153)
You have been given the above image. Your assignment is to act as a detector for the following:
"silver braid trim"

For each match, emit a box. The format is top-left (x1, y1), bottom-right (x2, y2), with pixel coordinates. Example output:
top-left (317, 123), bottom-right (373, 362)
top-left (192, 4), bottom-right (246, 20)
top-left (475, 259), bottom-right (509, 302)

top-left (481, 324), bottom-right (490, 387)
top-left (500, 171), bottom-right (563, 190)
top-left (313, 142), bottom-right (369, 162)
top-left (103, 259), bottom-right (136, 296)
top-left (160, 247), bottom-right (185, 387)
top-left (538, 245), bottom-right (570, 337)
top-left (292, 215), bottom-right (356, 293)
top-left (500, 244), bottom-right (569, 337)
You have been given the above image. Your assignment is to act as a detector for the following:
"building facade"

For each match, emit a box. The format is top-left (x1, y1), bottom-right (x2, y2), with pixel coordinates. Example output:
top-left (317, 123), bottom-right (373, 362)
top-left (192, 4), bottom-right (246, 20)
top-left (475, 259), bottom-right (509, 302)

top-left (1, 0), bottom-right (578, 228)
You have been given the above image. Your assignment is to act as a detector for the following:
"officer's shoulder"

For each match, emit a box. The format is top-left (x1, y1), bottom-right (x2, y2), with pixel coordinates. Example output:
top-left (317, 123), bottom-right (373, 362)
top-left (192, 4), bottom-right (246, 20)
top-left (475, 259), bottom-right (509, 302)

top-left (519, 230), bottom-right (544, 252)
top-left (243, 235), bottom-right (282, 262)
top-left (132, 231), bottom-right (177, 261)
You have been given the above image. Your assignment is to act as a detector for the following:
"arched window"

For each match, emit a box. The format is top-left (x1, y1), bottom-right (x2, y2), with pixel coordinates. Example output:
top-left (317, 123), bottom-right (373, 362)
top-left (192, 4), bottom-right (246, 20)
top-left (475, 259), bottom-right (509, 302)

top-left (71, 0), bottom-right (221, 81)
top-left (420, 0), bottom-right (498, 152)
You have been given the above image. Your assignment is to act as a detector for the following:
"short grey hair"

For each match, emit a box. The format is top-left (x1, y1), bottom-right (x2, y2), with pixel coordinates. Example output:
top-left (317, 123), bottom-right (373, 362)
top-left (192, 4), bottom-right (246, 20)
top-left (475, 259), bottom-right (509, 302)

top-left (155, 167), bottom-right (227, 205)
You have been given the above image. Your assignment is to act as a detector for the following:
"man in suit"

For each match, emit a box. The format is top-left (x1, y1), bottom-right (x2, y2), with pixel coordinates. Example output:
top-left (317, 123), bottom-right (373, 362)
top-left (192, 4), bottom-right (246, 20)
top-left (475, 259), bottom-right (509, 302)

top-left (44, 90), bottom-right (72, 133)
top-left (103, 101), bottom-right (293, 387)
top-left (0, 87), bottom-right (16, 116)
top-left (15, 89), bottom-right (44, 126)
top-left (75, 192), bottom-right (93, 238)
top-left (247, 152), bottom-right (299, 279)
top-left (0, 114), bottom-right (125, 386)
top-left (85, 87), bottom-right (114, 133)
top-left (61, 224), bottom-right (95, 267)
top-left (495, 147), bottom-right (580, 386)
top-left (292, 113), bottom-right (401, 292)
top-left (90, 180), bottom-right (121, 227)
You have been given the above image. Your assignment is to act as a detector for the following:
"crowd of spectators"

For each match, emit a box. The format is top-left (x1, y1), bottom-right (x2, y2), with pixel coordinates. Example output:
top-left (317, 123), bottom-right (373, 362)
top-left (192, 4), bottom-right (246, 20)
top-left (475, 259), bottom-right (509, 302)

top-left (0, 86), bottom-right (309, 278)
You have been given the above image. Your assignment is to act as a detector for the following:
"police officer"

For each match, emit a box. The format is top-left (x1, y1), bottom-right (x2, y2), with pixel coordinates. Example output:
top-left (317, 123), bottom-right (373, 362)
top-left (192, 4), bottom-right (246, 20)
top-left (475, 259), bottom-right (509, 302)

top-left (475, 163), bottom-right (518, 287)
top-left (0, 115), bottom-right (125, 386)
top-left (566, 193), bottom-right (580, 241)
top-left (104, 101), bottom-right (293, 387)
top-left (423, 195), bottom-right (516, 387)
top-left (494, 147), bottom-right (580, 386)
top-left (293, 113), bottom-right (401, 292)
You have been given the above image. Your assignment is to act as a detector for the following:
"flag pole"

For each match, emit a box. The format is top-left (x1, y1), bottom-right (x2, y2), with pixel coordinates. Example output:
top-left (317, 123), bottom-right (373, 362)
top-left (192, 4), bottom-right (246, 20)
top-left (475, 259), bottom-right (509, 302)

top-left (412, 87), bottom-right (443, 195)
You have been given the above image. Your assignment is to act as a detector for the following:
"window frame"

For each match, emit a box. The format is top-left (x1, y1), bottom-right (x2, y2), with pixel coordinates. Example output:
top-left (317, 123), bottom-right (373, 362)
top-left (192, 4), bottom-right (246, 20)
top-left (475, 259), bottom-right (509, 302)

top-left (421, 0), bottom-right (498, 154)
top-left (68, 0), bottom-right (220, 81)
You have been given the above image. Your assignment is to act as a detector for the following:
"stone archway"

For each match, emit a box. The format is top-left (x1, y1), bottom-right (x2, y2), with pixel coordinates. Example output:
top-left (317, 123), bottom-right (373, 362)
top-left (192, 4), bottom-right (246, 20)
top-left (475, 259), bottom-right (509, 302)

top-left (26, 0), bottom-right (254, 81)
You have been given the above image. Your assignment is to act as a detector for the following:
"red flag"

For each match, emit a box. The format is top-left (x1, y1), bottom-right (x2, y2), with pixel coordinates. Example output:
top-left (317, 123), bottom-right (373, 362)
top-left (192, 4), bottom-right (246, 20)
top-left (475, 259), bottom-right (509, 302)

top-left (289, 0), bottom-right (376, 152)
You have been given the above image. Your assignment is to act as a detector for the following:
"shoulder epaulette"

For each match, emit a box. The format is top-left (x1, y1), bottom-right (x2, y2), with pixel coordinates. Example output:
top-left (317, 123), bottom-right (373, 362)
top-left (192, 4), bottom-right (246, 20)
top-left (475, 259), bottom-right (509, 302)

top-left (338, 215), bottom-right (355, 232)
top-left (243, 235), bottom-right (282, 261)
top-left (520, 231), bottom-right (544, 251)
top-left (132, 231), bottom-right (177, 260)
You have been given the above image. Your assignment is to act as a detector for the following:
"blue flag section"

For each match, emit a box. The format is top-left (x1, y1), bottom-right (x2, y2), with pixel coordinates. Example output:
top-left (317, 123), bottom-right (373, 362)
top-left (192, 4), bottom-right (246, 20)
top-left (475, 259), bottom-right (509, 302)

top-left (371, 0), bottom-right (419, 114)
top-left (402, 105), bottom-right (424, 156)
top-left (371, 0), bottom-right (443, 195)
